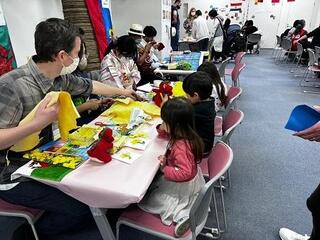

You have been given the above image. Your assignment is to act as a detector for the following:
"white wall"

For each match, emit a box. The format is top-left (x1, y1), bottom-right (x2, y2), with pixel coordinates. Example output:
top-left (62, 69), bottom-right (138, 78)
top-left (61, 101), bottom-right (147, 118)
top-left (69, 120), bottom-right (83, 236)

top-left (112, 0), bottom-right (161, 37)
top-left (0, 0), bottom-right (64, 66)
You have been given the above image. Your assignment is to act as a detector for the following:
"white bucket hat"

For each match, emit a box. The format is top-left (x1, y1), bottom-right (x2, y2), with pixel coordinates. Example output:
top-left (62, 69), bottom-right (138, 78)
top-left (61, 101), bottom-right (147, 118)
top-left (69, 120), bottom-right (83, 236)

top-left (128, 24), bottom-right (145, 36)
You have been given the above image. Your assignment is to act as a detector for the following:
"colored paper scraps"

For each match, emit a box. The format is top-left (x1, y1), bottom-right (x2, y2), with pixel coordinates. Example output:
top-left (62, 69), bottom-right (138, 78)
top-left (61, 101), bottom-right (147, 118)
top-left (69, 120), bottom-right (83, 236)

top-left (124, 132), bottom-right (151, 150)
top-left (24, 150), bottom-right (83, 169)
top-left (68, 125), bottom-right (103, 147)
top-left (101, 98), bottom-right (160, 124)
top-left (112, 148), bottom-right (141, 164)
top-left (11, 91), bottom-right (80, 152)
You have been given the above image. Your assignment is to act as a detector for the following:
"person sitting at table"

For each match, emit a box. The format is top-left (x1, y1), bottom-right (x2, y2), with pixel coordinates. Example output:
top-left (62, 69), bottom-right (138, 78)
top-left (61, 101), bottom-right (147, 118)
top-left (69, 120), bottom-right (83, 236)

top-left (0, 18), bottom-right (138, 239)
top-left (100, 35), bottom-right (141, 89)
top-left (291, 23), bottom-right (307, 51)
top-left (191, 10), bottom-right (210, 51)
top-left (138, 97), bottom-right (205, 237)
top-left (197, 62), bottom-right (228, 112)
top-left (182, 72), bottom-right (216, 155)
top-left (133, 25), bottom-right (165, 86)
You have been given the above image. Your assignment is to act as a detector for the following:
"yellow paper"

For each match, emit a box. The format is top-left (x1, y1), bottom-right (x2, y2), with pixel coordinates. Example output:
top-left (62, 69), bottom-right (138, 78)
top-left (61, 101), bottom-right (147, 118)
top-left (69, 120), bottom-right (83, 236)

top-left (172, 81), bottom-right (186, 97)
top-left (11, 91), bottom-right (80, 152)
top-left (101, 98), bottom-right (160, 124)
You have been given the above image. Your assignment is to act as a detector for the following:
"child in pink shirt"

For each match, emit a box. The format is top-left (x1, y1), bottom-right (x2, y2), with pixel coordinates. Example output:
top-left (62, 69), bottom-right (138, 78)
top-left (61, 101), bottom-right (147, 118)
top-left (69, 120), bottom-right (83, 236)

top-left (139, 97), bottom-right (205, 237)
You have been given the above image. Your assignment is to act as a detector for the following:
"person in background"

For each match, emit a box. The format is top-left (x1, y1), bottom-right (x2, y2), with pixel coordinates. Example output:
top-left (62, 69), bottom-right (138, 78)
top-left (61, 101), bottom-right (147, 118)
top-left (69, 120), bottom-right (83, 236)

top-left (197, 62), bottom-right (227, 112)
top-left (71, 28), bottom-right (112, 125)
top-left (298, 24), bottom-right (320, 49)
top-left (279, 122), bottom-right (320, 240)
top-left (171, 0), bottom-right (182, 51)
top-left (242, 20), bottom-right (258, 37)
top-left (100, 35), bottom-right (141, 89)
top-left (191, 10), bottom-right (210, 51)
top-left (291, 23), bottom-right (307, 51)
top-left (182, 72), bottom-right (216, 155)
top-left (138, 97), bottom-right (205, 237)
top-left (0, 18), bottom-right (137, 239)
top-left (133, 25), bottom-right (165, 86)
top-left (242, 20), bottom-right (258, 53)
top-left (224, 18), bottom-right (231, 33)
top-left (208, 9), bottom-right (225, 63)
top-left (183, 7), bottom-right (196, 35)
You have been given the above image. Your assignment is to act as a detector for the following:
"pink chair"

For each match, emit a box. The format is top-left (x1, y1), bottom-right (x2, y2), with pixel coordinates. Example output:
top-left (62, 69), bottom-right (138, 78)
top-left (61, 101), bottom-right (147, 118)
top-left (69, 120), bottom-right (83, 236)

top-left (215, 87), bottom-right (243, 137)
top-left (230, 63), bottom-right (246, 87)
top-left (0, 199), bottom-right (43, 240)
top-left (221, 109), bottom-right (244, 145)
top-left (200, 141), bottom-right (233, 237)
top-left (225, 52), bottom-right (246, 76)
top-left (116, 155), bottom-right (231, 240)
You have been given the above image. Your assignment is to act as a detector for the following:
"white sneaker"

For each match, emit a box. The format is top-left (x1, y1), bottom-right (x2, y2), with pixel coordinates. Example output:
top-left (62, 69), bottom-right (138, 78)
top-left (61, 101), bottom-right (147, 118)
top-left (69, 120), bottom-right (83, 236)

top-left (279, 228), bottom-right (310, 240)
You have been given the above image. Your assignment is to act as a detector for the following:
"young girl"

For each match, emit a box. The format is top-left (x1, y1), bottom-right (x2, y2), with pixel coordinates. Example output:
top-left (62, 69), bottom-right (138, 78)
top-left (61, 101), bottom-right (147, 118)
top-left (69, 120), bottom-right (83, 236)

top-left (138, 97), bottom-right (205, 237)
top-left (198, 62), bottom-right (228, 112)
top-left (100, 35), bottom-right (141, 89)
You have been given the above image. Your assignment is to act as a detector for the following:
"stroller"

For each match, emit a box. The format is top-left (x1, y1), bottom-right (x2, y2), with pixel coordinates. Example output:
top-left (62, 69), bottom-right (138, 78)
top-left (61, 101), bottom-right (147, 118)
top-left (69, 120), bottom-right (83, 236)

top-left (223, 24), bottom-right (246, 58)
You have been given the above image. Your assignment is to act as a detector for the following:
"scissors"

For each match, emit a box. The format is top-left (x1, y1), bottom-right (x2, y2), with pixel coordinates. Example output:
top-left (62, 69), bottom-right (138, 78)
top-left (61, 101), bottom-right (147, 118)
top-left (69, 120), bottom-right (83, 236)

top-left (94, 122), bottom-right (120, 127)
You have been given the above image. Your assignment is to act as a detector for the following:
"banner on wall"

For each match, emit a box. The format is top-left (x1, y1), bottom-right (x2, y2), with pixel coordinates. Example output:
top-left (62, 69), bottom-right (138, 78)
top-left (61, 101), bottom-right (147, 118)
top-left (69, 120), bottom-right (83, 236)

top-left (85, 0), bottom-right (113, 60)
top-left (0, 25), bottom-right (17, 76)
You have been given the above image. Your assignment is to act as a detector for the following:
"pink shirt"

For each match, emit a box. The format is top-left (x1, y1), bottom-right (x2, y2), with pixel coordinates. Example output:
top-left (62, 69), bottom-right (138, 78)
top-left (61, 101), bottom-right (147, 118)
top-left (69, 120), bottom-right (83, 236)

top-left (163, 140), bottom-right (197, 182)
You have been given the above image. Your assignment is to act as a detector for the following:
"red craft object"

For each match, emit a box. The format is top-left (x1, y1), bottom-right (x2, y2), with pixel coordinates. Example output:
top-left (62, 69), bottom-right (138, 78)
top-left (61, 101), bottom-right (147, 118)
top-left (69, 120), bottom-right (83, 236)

top-left (152, 82), bottom-right (173, 107)
top-left (87, 128), bottom-right (114, 164)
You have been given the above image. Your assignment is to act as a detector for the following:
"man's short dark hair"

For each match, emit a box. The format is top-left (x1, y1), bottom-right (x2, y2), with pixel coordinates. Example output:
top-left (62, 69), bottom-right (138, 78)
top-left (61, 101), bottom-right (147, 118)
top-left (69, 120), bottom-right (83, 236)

top-left (34, 18), bottom-right (80, 62)
top-left (183, 72), bottom-right (213, 100)
top-left (208, 9), bottom-right (218, 18)
top-left (143, 26), bottom-right (157, 37)
top-left (196, 10), bottom-right (202, 16)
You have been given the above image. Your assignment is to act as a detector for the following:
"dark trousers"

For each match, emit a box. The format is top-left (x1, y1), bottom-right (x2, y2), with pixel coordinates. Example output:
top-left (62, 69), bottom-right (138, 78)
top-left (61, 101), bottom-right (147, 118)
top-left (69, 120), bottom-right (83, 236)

top-left (198, 38), bottom-right (209, 51)
top-left (0, 180), bottom-right (93, 238)
top-left (171, 32), bottom-right (179, 51)
top-left (307, 184), bottom-right (320, 240)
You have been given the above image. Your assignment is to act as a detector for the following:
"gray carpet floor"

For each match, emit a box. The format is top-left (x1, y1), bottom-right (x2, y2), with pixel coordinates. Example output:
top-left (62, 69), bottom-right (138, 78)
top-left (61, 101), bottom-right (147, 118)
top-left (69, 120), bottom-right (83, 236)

top-left (0, 50), bottom-right (319, 240)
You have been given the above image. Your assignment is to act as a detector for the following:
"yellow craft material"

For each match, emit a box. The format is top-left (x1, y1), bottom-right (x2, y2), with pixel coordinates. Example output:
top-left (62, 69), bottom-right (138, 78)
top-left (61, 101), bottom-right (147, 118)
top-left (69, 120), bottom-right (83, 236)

top-left (101, 98), bottom-right (160, 124)
top-left (11, 91), bottom-right (80, 152)
top-left (172, 81), bottom-right (186, 97)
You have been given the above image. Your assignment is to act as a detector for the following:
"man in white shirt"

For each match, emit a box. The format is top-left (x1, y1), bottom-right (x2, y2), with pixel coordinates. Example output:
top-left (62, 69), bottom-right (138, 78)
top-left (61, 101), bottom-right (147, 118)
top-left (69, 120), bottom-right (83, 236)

top-left (192, 10), bottom-right (210, 51)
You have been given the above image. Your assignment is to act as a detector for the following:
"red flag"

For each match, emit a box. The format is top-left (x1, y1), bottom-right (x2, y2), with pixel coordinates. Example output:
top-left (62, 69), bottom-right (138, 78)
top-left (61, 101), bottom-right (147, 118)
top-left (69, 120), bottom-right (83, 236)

top-left (287, 0), bottom-right (295, 2)
top-left (272, 0), bottom-right (280, 3)
top-left (231, 2), bottom-right (242, 7)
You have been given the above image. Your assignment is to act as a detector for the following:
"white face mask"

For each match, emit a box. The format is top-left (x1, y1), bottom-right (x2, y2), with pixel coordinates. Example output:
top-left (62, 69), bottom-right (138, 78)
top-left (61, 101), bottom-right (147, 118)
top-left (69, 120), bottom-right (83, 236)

top-left (60, 56), bottom-right (80, 75)
top-left (78, 55), bottom-right (88, 71)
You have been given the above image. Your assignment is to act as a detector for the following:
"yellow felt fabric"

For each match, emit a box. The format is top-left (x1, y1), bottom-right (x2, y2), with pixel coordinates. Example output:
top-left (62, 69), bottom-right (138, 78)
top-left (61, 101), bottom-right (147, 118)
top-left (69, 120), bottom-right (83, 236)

top-left (11, 91), bottom-right (79, 152)
top-left (101, 98), bottom-right (160, 124)
top-left (172, 81), bottom-right (186, 97)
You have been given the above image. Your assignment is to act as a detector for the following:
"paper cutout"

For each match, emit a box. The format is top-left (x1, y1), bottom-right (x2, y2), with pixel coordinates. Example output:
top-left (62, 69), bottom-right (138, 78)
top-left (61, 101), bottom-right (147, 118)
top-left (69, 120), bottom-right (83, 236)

top-left (285, 105), bottom-right (320, 132)
top-left (112, 148), bottom-right (141, 164)
top-left (11, 91), bottom-right (80, 152)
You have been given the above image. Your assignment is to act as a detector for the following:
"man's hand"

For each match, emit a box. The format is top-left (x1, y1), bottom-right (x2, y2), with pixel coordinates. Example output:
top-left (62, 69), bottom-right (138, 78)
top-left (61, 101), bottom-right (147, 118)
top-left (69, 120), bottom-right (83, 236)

top-left (122, 89), bottom-right (143, 101)
top-left (32, 97), bottom-right (59, 131)
top-left (294, 122), bottom-right (320, 141)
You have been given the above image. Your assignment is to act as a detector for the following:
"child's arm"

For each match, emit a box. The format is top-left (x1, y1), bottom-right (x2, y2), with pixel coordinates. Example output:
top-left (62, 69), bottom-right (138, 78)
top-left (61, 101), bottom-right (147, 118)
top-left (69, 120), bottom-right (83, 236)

top-left (129, 62), bottom-right (141, 85)
top-left (162, 143), bottom-right (194, 182)
top-left (76, 99), bottom-right (101, 113)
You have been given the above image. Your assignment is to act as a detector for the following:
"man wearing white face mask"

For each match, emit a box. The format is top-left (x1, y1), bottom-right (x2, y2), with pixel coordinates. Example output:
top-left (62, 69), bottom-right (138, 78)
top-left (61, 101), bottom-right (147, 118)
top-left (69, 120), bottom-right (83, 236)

top-left (0, 18), bottom-right (138, 238)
